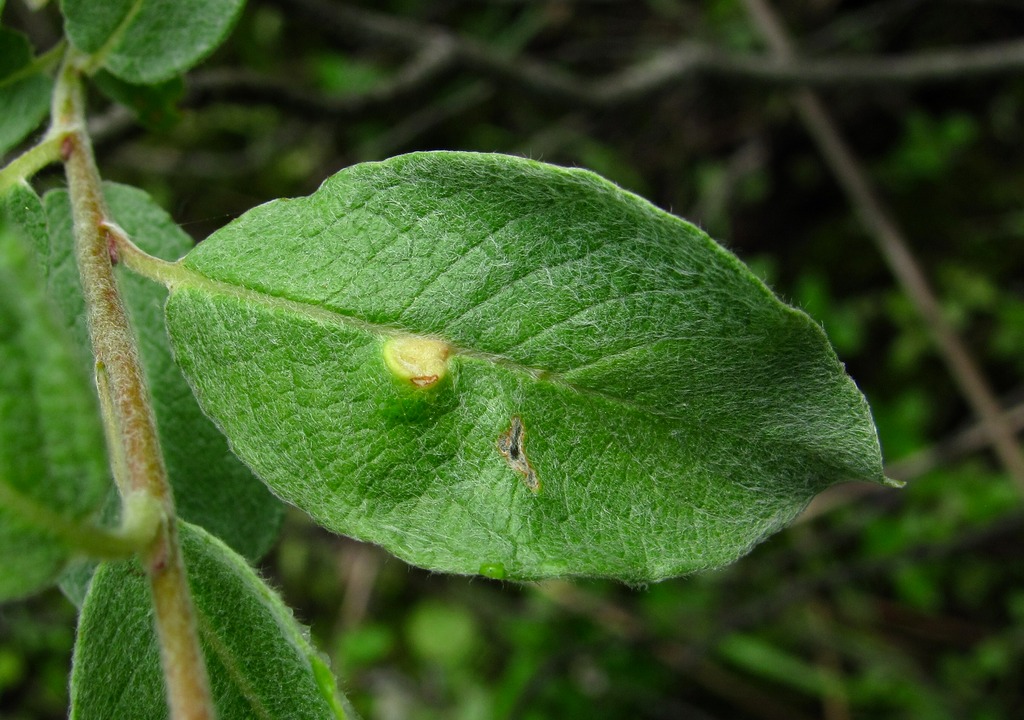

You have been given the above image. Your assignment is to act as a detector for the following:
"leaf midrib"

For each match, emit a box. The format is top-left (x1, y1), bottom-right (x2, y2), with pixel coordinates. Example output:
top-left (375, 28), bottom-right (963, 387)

top-left (157, 257), bottom-right (679, 421)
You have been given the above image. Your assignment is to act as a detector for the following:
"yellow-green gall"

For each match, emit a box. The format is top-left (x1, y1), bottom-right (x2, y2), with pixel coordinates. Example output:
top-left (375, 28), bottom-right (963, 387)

top-left (382, 335), bottom-right (451, 389)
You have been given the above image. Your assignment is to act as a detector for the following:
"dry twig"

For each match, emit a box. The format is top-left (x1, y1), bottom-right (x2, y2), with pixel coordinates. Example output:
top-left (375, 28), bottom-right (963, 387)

top-left (283, 0), bottom-right (1024, 109)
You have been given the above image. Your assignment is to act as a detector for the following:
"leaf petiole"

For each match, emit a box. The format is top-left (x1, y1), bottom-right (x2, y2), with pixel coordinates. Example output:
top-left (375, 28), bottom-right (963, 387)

top-left (0, 473), bottom-right (158, 559)
top-left (0, 133), bottom-right (65, 194)
top-left (102, 219), bottom-right (183, 284)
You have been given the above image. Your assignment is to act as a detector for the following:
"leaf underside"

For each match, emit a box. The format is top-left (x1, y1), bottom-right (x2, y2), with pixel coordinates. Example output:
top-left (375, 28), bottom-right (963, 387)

top-left (165, 151), bottom-right (886, 583)
top-left (70, 521), bottom-right (356, 720)
top-left (0, 28), bottom-right (52, 156)
top-left (61, 0), bottom-right (246, 84)
top-left (0, 185), bottom-right (107, 600)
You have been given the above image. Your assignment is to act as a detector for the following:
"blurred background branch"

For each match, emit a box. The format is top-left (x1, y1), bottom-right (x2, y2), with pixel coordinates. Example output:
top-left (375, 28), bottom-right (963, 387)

top-left (741, 0), bottom-right (1024, 488)
top-left (274, 0), bottom-right (1024, 109)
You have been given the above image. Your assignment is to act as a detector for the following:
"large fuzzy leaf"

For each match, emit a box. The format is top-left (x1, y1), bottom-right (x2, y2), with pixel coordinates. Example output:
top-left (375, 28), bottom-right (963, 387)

top-left (160, 151), bottom-right (887, 583)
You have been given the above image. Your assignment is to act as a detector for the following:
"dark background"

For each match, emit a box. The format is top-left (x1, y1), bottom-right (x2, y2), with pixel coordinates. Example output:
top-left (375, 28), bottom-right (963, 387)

top-left (3, 0), bottom-right (1024, 718)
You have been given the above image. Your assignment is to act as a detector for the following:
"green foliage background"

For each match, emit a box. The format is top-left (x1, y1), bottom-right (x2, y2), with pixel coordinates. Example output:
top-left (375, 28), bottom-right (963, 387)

top-left (2, 0), bottom-right (1023, 718)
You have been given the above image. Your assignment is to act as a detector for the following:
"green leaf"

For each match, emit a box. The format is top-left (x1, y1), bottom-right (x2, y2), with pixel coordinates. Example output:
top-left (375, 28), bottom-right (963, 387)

top-left (93, 70), bottom-right (184, 130)
top-left (0, 28), bottom-right (32, 79)
top-left (43, 183), bottom-right (283, 562)
top-left (0, 184), bottom-right (108, 601)
top-left (0, 28), bottom-right (52, 156)
top-left (163, 151), bottom-right (887, 582)
top-left (59, 558), bottom-right (99, 608)
top-left (70, 520), bottom-right (359, 719)
top-left (60, 0), bottom-right (246, 84)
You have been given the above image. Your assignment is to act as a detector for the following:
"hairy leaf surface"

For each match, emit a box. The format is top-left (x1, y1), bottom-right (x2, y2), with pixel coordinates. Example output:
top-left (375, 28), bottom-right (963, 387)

top-left (43, 183), bottom-right (282, 562)
top-left (164, 152), bottom-right (887, 582)
top-left (60, 0), bottom-right (245, 84)
top-left (70, 521), bottom-right (358, 719)
top-left (0, 185), bottom-right (107, 600)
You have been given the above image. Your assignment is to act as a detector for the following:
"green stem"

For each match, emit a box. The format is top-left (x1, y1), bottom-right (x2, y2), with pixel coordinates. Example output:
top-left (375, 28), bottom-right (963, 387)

top-left (33, 39), bottom-right (68, 76)
top-left (0, 134), bottom-right (64, 194)
top-left (52, 52), bottom-right (217, 720)
top-left (0, 39), bottom-right (67, 89)
top-left (0, 475), bottom-right (153, 559)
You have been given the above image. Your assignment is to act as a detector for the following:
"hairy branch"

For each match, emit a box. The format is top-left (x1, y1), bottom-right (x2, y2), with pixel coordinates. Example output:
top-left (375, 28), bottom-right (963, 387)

top-left (52, 54), bottom-right (215, 720)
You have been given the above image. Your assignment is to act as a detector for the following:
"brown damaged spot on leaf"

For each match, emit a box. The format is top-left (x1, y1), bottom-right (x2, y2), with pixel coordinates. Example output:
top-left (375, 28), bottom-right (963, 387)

top-left (497, 416), bottom-right (540, 492)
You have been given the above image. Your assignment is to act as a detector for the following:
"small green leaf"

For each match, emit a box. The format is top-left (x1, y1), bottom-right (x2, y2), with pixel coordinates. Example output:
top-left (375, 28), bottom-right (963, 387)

top-left (0, 28), bottom-right (52, 155)
top-left (164, 152), bottom-right (887, 582)
top-left (60, 0), bottom-right (246, 84)
top-left (0, 28), bottom-right (33, 78)
top-left (43, 184), bottom-right (283, 562)
top-left (92, 70), bottom-right (184, 130)
top-left (0, 184), bottom-right (108, 601)
top-left (70, 521), bottom-right (359, 719)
